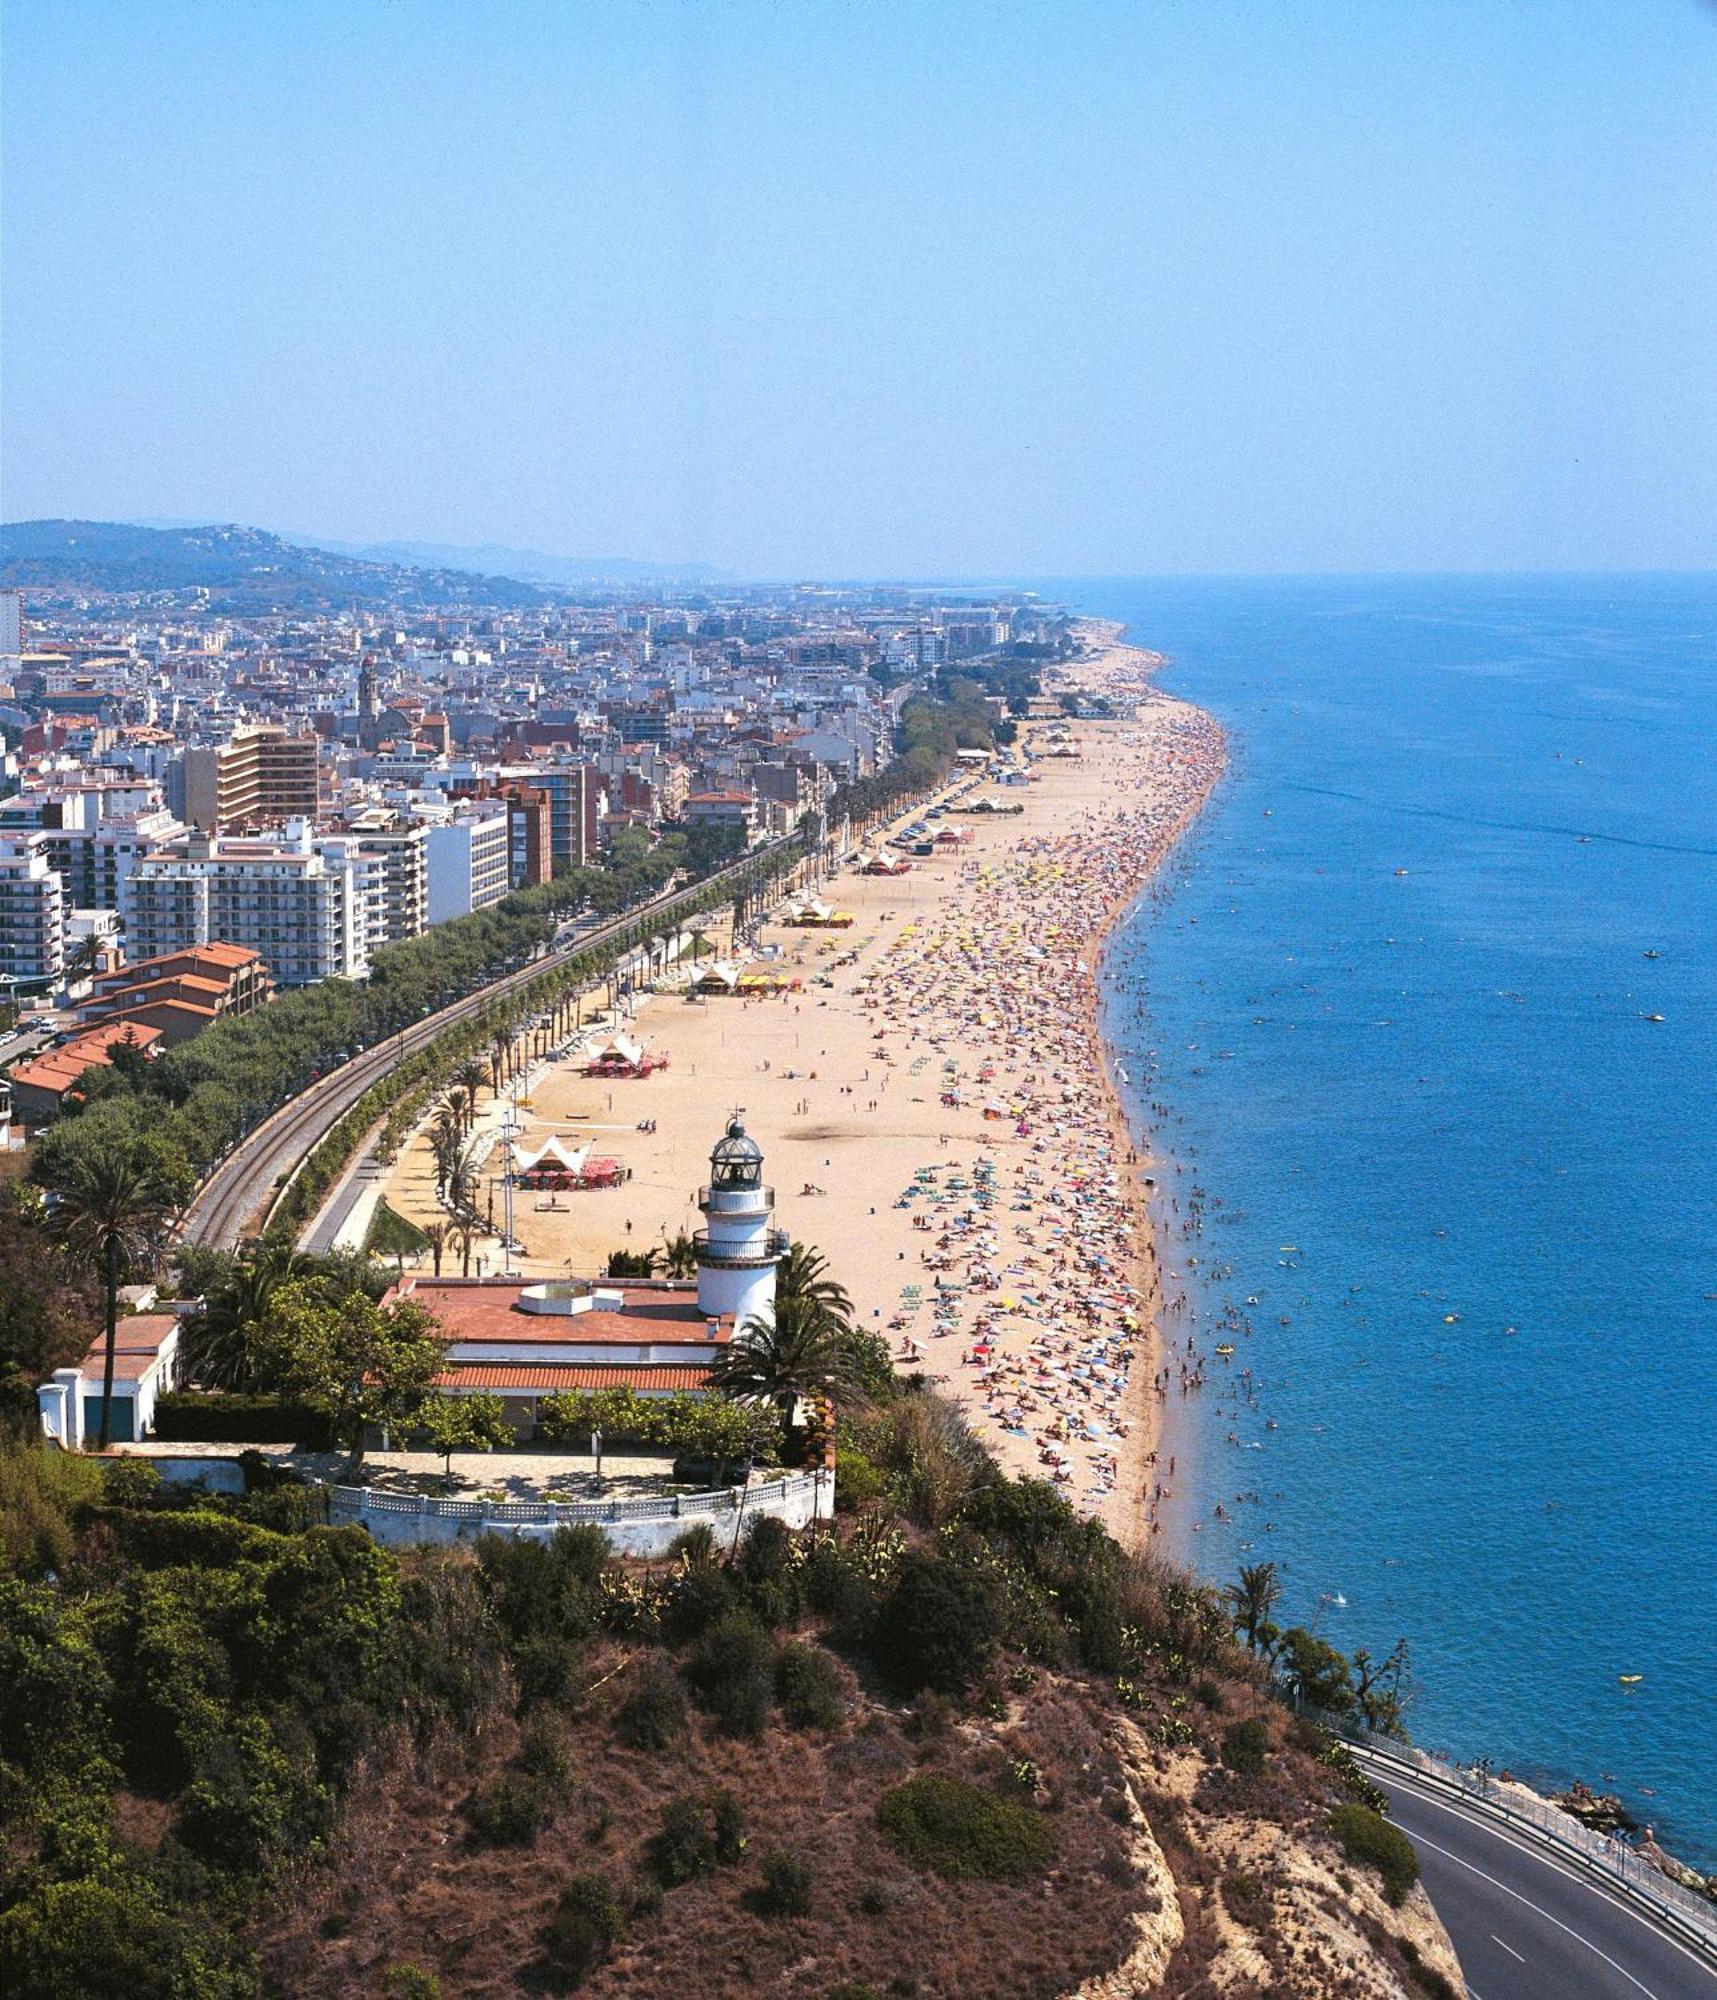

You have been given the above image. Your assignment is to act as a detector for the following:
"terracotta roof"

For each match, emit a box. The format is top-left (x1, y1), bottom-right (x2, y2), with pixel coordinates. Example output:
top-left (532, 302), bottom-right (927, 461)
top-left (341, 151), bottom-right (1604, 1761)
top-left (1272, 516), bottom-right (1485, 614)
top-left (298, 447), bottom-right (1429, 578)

top-left (388, 1277), bottom-right (731, 1348)
top-left (80, 1312), bottom-right (180, 1372)
top-left (11, 1021), bottom-right (165, 1097)
top-left (436, 1364), bottom-right (715, 1392)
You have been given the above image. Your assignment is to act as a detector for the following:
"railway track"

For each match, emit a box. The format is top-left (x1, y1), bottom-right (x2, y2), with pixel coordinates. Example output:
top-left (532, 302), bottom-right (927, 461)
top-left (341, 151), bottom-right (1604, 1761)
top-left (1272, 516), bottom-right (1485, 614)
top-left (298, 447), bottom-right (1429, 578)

top-left (179, 838), bottom-right (799, 1250)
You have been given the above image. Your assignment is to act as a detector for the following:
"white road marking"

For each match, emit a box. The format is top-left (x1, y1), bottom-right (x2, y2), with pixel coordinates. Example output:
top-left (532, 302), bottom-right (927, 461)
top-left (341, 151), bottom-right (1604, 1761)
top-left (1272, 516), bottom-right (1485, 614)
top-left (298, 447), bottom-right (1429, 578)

top-left (1491, 1934), bottom-right (1526, 1962)
top-left (1369, 1770), bottom-right (1717, 1983)
top-left (1409, 1827), bottom-right (1663, 2000)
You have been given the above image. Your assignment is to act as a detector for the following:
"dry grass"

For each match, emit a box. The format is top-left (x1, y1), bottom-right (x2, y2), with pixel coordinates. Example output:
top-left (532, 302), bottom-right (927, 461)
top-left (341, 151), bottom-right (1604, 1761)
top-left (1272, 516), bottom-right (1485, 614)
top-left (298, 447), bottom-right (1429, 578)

top-left (254, 1645), bottom-right (1150, 2000)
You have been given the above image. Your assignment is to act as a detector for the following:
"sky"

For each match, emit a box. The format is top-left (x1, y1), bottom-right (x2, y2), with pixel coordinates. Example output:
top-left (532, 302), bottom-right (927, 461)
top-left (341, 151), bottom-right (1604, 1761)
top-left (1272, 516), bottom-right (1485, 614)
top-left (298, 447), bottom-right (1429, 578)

top-left (3, 0), bottom-right (1715, 579)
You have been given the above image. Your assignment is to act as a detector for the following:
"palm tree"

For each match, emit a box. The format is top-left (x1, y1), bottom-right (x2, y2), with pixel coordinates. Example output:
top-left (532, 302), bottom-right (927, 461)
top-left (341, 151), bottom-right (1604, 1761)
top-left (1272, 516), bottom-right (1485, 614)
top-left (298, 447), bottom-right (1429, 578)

top-left (444, 1085), bottom-right (473, 1137)
top-left (451, 1216), bottom-right (475, 1278)
top-left (705, 1294), bottom-right (861, 1419)
top-left (775, 1241), bottom-right (853, 1327)
top-left (452, 1057), bottom-right (488, 1114)
top-left (659, 1229), bottom-right (698, 1279)
top-left (183, 1236), bottom-right (310, 1389)
top-left (422, 1220), bottom-right (449, 1277)
top-left (444, 1140), bottom-right (482, 1220)
top-left (1226, 1560), bottom-right (1282, 1656)
top-left (64, 933), bottom-right (105, 986)
top-left (46, 1148), bottom-right (177, 1448)
top-left (490, 1024), bottom-right (514, 1088)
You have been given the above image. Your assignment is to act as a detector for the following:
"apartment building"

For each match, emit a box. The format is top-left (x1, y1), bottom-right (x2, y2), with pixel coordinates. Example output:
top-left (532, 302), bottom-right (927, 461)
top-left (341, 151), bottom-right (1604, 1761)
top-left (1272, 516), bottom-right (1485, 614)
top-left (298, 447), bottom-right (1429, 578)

top-left (127, 822), bottom-right (367, 987)
top-left (531, 763), bottom-right (603, 868)
top-left (0, 835), bottom-right (66, 993)
top-left (183, 725), bottom-right (319, 833)
top-left (424, 805), bottom-right (510, 925)
top-left (322, 813), bottom-right (427, 949)
top-left (502, 783), bottom-right (553, 889)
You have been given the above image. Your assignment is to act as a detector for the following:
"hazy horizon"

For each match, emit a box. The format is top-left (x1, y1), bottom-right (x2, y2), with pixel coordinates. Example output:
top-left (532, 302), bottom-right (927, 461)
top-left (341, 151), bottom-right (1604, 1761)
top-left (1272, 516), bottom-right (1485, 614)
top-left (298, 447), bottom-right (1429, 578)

top-left (4, 0), bottom-right (1715, 578)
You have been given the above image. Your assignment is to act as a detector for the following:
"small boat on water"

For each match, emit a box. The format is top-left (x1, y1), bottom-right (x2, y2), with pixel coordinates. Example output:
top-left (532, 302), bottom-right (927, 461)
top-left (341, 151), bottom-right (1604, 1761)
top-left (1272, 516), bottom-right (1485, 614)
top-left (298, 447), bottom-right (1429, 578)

top-left (1644, 1013), bottom-right (1666, 1023)
top-left (1215, 1342), bottom-right (1236, 1357)
top-left (1619, 1674), bottom-right (1644, 1687)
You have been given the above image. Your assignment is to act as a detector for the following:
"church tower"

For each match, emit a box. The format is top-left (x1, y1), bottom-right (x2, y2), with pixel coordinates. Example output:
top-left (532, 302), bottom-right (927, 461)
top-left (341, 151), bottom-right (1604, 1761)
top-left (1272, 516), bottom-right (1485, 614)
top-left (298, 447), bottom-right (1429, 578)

top-left (695, 1118), bottom-right (785, 1327)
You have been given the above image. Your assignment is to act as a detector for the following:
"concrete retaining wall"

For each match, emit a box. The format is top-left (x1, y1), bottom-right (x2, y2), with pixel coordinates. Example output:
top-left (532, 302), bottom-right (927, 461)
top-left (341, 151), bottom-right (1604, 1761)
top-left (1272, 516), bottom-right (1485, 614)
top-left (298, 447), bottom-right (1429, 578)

top-left (328, 1469), bottom-right (833, 1555)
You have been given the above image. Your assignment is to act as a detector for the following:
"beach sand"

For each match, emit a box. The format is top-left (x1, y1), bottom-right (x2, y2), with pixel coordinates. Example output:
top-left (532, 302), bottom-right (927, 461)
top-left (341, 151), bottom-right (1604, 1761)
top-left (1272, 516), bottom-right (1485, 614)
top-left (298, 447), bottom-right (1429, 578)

top-left (379, 626), bottom-right (1226, 1547)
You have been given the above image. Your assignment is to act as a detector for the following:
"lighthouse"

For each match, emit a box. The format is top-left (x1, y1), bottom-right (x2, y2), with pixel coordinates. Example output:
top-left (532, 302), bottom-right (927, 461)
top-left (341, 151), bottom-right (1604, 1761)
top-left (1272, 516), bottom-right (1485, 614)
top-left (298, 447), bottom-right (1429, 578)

top-left (695, 1118), bottom-right (786, 1327)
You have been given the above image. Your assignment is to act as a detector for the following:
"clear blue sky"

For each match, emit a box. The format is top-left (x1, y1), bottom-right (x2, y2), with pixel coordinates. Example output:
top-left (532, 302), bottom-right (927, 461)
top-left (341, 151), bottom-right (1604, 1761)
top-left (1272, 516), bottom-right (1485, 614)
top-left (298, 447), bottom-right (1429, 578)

top-left (3, 0), bottom-right (1714, 577)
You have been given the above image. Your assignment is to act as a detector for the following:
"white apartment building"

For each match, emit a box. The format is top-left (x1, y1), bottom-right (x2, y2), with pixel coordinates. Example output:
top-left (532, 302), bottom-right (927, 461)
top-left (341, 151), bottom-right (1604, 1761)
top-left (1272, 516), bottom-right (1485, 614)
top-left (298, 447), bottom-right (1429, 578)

top-left (0, 834), bottom-right (66, 993)
top-left (423, 805), bottom-right (510, 926)
top-left (128, 821), bottom-right (368, 987)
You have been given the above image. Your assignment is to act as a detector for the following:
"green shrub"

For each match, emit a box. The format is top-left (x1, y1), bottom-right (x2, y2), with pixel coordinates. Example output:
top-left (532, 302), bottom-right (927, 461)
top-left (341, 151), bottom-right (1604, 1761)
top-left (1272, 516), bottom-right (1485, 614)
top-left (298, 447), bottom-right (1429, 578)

top-left (661, 1560), bottom-right (736, 1642)
top-left (649, 1794), bottom-right (713, 1886)
top-left (615, 1652), bottom-right (687, 1750)
top-left (107, 1507), bottom-right (286, 1570)
top-left (686, 1611), bottom-right (775, 1737)
top-left (1329, 1802), bottom-right (1419, 1906)
top-left (513, 1632), bottom-right (581, 1709)
top-left (872, 1552), bottom-right (999, 1694)
top-left (517, 1711), bottom-right (569, 1782)
top-left (877, 1774), bottom-right (1056, 1882)
top-left (101, 1457), bottom-right (163, 1508)
top-left (832, 1445), bottom-right (885, 1510)
top-left (1221, 1717), bottom-right (1270, 1776)
top-left (465, 1770), bottom-right (553, 1846)
top-left (149, 1391), bottom-right (336, 1448)
top-left (775, 1640), bottom-right (846, 1729)
top-left (711, 1786), bottom-right (747, 1864)
top-left (383, 1967), bottom-right (442, 2000)
top-left (541, 1873), bottom-right (624, 1982)
top-left (754, 1848), bottom-right (814, 1917)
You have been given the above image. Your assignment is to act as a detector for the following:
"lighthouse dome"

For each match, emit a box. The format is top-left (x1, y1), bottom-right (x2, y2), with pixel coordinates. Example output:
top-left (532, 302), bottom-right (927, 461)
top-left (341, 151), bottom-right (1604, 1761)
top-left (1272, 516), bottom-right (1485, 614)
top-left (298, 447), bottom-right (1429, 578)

top-left (709, 1118), bottom-right (764, 1189)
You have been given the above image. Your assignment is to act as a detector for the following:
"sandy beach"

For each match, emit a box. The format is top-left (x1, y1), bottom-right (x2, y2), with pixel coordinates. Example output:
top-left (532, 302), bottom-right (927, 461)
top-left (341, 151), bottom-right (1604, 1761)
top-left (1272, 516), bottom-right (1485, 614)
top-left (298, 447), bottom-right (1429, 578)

top-left (379, 625), bottom-right (1226, 1546)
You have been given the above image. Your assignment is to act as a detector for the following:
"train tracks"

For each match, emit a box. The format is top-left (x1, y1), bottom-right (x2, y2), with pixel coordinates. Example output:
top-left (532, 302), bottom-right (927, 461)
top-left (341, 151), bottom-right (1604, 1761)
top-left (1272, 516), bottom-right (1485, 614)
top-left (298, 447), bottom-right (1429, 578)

top-left (179, 839), bottom-right (798, 1251)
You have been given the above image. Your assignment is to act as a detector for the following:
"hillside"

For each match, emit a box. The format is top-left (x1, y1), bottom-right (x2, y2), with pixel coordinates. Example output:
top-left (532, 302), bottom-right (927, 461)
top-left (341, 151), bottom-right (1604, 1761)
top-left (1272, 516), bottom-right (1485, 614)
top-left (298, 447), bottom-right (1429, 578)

top-left (292, 533), bottom-right (724, 590)
top-left (0, 520), bottom-right (545, 610)
top-left (0, 1405), bottom-right (1463, 2000)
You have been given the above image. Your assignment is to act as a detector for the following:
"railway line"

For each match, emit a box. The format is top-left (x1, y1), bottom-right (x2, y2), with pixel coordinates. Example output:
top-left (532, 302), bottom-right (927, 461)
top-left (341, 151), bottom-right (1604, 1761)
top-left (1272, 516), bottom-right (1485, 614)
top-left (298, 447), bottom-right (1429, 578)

top-left (179, 837), bottom-right (800, 1250)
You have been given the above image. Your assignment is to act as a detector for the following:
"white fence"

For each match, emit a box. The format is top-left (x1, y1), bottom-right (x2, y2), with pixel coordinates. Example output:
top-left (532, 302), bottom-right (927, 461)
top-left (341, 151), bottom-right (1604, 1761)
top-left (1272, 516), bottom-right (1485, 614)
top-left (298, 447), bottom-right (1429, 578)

top-left (328, 1469), bottom-right (833, 1555)
top-left (1307, 1708), bottom-right (1717, 1965)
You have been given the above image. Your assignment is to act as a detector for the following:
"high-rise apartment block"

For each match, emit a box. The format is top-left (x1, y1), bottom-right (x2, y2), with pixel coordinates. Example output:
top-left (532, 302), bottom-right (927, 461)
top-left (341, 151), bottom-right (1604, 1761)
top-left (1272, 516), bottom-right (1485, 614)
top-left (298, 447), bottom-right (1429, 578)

top-left (0, 835), bottom-right (66, 994)
top-left (128, 822), bottom-right (366, 987)
top-left (183, 725), bottom-right (319, 833)
top-left (424, 806), bottom-right (510, 925)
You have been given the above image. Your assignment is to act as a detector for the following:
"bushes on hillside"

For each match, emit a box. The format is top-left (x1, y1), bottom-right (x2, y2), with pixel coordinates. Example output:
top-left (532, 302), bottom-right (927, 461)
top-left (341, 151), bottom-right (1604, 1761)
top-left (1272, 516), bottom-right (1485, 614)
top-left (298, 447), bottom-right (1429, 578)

top-left (776, 1640), bottom-right (847, 1729)
top-left (872, 1552), bottom-right (1000, 1695)
top-left (877, 1774), bottom-right (1056, 1882)
top-left (1329, 1802), bottom-right (1419, 1905)
top-left (149, 1391), bottom-right (337, 1448)
top-left (615, 1653), bottom-right (688, 1751)
top-left (541, 1873), bottom-right (625, 1982)
top-left (1221, 1717), bottom-right (1271, 1776)
top-left (686, 1611), bottom-right (776, 1737)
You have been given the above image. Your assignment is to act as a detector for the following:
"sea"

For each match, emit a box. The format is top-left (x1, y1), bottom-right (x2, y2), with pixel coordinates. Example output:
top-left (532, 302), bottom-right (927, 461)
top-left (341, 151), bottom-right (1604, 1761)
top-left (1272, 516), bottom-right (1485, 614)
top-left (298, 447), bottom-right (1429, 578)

top-left (1054, 573), bottom-right (1717, 1869)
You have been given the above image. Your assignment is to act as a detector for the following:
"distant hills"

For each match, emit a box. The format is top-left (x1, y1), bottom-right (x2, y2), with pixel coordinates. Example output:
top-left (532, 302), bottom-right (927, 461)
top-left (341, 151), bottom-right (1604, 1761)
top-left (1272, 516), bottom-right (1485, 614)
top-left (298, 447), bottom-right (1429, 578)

top-left (0, 520), bottom-right (547, 610)
top-left (289, 532), bottom-right (724, 589)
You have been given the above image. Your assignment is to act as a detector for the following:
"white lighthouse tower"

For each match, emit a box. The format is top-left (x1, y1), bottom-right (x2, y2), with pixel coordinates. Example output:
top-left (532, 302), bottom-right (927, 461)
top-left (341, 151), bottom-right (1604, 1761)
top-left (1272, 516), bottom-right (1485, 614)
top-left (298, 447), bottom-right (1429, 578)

top-left (695, 1118), bottom-right (785, 1327)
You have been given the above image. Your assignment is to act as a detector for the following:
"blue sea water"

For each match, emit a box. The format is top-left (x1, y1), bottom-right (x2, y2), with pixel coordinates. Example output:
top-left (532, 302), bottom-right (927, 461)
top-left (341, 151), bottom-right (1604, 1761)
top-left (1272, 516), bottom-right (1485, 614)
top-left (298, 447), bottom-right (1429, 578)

top-left (1056, 574), bottom-right (1717, 1867)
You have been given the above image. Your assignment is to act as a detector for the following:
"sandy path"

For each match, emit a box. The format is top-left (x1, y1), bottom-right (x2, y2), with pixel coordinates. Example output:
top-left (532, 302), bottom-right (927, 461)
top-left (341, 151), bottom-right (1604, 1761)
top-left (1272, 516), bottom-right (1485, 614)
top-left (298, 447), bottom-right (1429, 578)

top-left (380, 631), bottom-right (1225, 1546)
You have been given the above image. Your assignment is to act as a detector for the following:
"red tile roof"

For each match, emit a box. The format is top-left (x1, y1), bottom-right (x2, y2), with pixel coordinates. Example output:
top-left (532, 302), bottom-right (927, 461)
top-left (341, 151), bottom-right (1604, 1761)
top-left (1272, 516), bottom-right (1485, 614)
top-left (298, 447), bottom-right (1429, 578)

top-left (436, 1364), bottom-right (715, 1392)
top-left (11, 1021), bottom-right (165, 1098)
top-left (80, 1312), bottom-right (180, 1372)
top-left (387, 1277), bottom-right (731, 1348)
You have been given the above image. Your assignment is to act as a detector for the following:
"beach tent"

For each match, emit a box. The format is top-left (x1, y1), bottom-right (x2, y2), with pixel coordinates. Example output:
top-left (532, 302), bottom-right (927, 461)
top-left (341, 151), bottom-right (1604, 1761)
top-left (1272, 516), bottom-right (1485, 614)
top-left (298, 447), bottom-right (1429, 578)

top-left (514, 1137), bottom-right (592, 1189)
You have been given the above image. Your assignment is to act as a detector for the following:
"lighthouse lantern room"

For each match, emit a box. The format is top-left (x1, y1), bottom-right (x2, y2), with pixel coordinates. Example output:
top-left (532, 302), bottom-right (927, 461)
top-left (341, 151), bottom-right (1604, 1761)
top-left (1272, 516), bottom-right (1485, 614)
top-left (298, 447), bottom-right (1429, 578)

top-left (695, 1118), bottom-right (787, 1326)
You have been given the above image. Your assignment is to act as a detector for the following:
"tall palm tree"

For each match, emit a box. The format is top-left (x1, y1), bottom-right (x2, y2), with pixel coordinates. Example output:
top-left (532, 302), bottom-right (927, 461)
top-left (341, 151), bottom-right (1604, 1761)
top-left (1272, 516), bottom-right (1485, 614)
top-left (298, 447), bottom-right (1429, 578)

top-left (452, 1057), bottom-right (488, 1114)
top-left (705, 1294), bottom-right (861, 1419)
top-left (1226, 1560), bottom-right (1282, 1656)
top-left (46, 1148), bottom-right (177, 1448)
top-left (422, 1220), bottom-right (449, 1277)
top-left (183, 1236), bottom-right (311, 1389)
top-left (775, 1241), bottom-right (853, 1327)
top-left (443, 1085), bottom-right (473, 1138)
top-left (451, 1216), bottom-right (475, 1278)
top-left (444, 1140), bottom-right (482, 1220)
top-left (490, 1024), bottom-right (514, 1087)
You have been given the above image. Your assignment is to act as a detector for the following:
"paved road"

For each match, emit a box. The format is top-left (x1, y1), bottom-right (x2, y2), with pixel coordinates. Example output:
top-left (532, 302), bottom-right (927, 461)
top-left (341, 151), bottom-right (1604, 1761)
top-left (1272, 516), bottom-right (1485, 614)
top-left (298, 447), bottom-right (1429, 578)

top-left (1375, 1774), bottom-right (1717, 2000)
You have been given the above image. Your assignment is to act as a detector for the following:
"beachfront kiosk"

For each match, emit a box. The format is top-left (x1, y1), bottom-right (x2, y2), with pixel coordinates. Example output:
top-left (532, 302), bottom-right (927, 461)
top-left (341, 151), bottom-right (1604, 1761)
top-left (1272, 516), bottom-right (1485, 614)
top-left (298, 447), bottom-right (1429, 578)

top-left (695, 1118), bottom-right (788, 1327)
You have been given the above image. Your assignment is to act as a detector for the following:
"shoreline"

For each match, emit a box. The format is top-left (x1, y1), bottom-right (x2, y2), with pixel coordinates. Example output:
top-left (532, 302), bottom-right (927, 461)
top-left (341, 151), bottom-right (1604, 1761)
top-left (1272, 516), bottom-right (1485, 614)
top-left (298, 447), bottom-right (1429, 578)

top-left (374, 622), bottom-right (1228, 1548)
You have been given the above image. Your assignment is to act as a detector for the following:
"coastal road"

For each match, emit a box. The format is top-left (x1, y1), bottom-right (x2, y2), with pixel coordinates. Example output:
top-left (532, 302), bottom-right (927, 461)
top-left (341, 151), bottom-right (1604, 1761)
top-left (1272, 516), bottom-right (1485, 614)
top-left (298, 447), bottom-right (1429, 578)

top-left (180, 836), bottom-right (798, 1250)
top-left (1372, 1773), bottom-right (1717, 2000)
